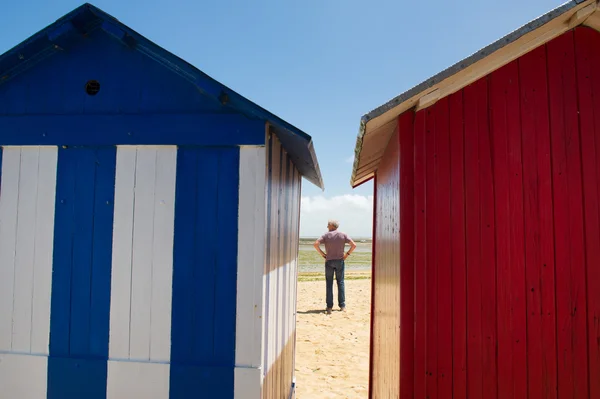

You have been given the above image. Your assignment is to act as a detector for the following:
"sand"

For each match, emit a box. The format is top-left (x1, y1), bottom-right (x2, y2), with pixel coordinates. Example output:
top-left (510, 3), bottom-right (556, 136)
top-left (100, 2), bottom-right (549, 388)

top-left (294, 275), bottom-right (371, 399)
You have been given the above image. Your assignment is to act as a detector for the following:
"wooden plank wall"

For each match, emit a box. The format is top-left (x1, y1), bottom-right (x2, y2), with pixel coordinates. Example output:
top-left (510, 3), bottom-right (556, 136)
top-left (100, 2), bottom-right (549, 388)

top-left (372, 127), bottom-right (401, 398)
top-left (263, 132), bottom-right (301, 399)
top-left (379, 26), bottom-right (600, 399)
top-left (0, 146), bottom-right (58, 397)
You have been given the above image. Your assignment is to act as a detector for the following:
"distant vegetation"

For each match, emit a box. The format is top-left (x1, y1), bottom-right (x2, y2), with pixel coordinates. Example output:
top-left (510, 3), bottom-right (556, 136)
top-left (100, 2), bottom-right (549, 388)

top-left (298, 249), bottom-right (371, 268)
top-left (298, 237), bottom-right (372, 246)
top-left (297, 238), bottom-right (372, 277)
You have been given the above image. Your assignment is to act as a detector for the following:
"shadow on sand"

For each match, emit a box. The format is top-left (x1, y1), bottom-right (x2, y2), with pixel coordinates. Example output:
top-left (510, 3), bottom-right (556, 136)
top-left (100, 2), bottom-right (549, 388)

top-left (297, 309), bottom-right (329, 315)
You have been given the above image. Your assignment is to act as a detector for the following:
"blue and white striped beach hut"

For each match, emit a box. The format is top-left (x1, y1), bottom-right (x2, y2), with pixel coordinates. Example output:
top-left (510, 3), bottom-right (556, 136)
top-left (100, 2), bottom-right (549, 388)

top-left (0, 4), bottom-right (323, 399)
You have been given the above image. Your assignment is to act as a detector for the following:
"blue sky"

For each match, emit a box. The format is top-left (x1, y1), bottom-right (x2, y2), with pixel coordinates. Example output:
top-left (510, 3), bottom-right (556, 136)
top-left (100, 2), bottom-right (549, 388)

top-left (1, 0), bottom-right (567, 237)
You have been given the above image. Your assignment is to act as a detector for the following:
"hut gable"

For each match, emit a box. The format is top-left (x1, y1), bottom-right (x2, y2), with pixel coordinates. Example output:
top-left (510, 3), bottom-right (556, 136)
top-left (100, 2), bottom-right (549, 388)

top-left (350, 0), bottom-right (600, 188)
top-left (0, 3), bottom-right (324, 188)
top-left (0, 30), bottom-right (217, 115)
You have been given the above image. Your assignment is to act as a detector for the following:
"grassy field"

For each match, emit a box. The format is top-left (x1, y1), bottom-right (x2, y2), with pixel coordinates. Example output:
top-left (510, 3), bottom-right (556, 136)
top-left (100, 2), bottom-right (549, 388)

top-left (298, 249), bottom-right (372, 268)
top-left (298, 238), bottom-right (372, 246)
top-left (298, 238), bottom-right (372, 277)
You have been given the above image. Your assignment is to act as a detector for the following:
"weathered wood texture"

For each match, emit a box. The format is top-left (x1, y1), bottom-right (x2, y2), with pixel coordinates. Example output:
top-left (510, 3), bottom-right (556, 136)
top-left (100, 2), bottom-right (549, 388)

top-left (373, 26), bottom-right (600, 399)
top-left (263, 133), bottom-right (301, 399)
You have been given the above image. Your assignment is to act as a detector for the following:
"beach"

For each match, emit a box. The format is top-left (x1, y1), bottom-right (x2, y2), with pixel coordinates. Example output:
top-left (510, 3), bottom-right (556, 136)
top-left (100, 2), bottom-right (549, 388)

top-left (294, 272), bottom-right (371, 399)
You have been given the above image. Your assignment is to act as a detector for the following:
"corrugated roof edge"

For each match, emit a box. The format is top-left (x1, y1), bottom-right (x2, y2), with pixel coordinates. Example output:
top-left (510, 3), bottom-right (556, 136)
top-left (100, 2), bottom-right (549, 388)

top-left (350, 0), bottom-right (584, 187)
top-left (0, 3), bottom-right (324, 189)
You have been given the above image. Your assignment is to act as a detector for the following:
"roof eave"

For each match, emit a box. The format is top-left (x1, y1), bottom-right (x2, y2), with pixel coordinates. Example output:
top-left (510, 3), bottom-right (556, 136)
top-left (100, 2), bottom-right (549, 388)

top-left (350, 0), bottom-right (594, 187)
top-left (0, 3), bottom-right (325, 189)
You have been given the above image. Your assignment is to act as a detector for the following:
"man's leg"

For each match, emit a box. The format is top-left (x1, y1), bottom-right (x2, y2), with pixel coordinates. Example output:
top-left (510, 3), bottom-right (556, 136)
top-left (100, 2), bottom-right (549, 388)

top-left (336, 260), bottom-right (346, 310)
top-left (325, 261), bottom-right (334, 311)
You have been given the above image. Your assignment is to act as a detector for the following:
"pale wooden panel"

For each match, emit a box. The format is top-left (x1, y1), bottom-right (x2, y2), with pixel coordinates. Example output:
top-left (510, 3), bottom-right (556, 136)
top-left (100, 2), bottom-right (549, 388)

top-left (234, 367), bottom-right (262, 399)
top-left (129, 146), bottom-right (157, 360)
top-left (149, 146), bottom-right (177, 362)
top-left (0, 148), bottom-right (21, 351)
top-left (268, 135), bottom-right (281, 378)
top-left (12, 147), bottom-right (40, 352)
top-left (262, 134), bottom-right (305, 398)
top-left (107, 360), bottom-right (169, 399)
top-left (109, 146), bottom-right (137, 360)
top-left (0, 353), bottom-right (47, 397)
top-left (372, 128), bottom-right (401, 398)
top-left (30, 146), bottom-right (58, 355)
top-left (235, 147), bottom-right (266, 369)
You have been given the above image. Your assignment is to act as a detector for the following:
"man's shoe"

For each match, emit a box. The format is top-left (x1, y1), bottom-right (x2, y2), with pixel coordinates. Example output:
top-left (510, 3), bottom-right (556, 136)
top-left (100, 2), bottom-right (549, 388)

top-left (340, 307), bottom-right (346, 312)
top-left (326, 308), bottom-right (332, 315)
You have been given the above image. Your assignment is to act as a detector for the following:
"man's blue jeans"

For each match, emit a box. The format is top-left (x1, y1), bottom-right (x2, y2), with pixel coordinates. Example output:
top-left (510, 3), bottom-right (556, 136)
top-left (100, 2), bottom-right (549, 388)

top-left (325, 259), bottom-right (345, 309)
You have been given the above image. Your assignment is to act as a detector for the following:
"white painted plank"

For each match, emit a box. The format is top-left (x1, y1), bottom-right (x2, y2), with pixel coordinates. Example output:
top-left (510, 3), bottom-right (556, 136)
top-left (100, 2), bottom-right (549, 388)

top-left (12, 147), bottom-right (40, 353)
top-left (234, 367), bottom-right (262, 399)
top-left (291, 169), bottom-right (301, 373)
top-left (0, 353), bottom-right (47, 398)
top-left (276, 266), bottom-right (282, 368)
top-left (251, 148), bottom-right (267, 370)
top-left (290, 169), bottom-right (299, 361)
top-left (0, 148), bottom-right (21, 351)
top-left (30, 146), bottom-right (58, 355)
top-left (109, 146), bottom-right (137, 360)
top-left (149, 146), bottom-right (176, 362)
top-left (269, 271), bottom-right (276, 373)
top-left (269, 140), bottom-right (280, 375)
top-left (284, 259), bottom-right (290, 360)
top-left (107, 360), bottom-right (169, 399)
top-left (235, 147), bottom-right (266, 371)
top-left (129, 146), bottom-right (157, 360)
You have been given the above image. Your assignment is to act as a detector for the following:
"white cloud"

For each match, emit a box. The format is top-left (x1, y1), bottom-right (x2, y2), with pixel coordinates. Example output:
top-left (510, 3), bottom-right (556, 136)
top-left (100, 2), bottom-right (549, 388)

top-left (300, 194), bottom-right (373, 238)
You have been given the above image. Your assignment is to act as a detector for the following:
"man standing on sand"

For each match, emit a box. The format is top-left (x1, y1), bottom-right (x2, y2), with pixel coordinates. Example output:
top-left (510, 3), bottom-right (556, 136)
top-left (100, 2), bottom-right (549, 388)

top-left (313, 220), bottom-right (357, 315)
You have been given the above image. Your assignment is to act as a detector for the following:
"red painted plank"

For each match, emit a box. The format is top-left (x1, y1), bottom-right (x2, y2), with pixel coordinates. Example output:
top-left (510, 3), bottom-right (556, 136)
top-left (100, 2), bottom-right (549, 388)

top-left (489, 62), bottom-right (513, 399)
top-left (575, 26), bottom-right (600, 399)
top-left (534, 51), bottom-right (559, 399)
top-left (413, 109), bottom-right (427, 399)
top-left (448, 90), bottom-right (467, 399)
top-left (434, 97), bottom-right (452, 399)
top-left (520, 45), bottom-right (559, 399)
top-left (503, 60), bottom-right (528, 399)
top-left (463, 81), bottom-right (483, 399)
top-left (547, 31), bottom-right (589, 399)
top-left (477, 77), bottom-right (498, 399)
top-left (398, 111), bottom-right (415, 399)
top-left (425, 105), bottom-right (438, 399)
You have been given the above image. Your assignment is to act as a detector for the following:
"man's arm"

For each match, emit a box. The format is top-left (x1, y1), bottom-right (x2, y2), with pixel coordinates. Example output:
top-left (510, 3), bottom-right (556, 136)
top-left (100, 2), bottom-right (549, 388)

top-left (343, 238), bottom-right (357, 260)
top-left (314, 239), bottom-right (326, 259)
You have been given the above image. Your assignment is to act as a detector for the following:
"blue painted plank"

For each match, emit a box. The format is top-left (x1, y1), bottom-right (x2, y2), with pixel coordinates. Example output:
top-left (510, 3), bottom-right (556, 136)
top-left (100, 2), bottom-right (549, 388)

top-left (170, 147), bottom-right (239, 398)
top-left (89, 147), bottom-right (116, 358)
top-left (0, 83), bottom-right (28, 115)
top-left (47, 357), bottom-right (108, 399)
top-left (0, 114), bottom-right (265, 146)
top-left (169, 364), bottom-right (234, 399)
top-left (171, 148), bottom-right (199, 364)
top-left (48, 147), bottom-right (114, 399)
top-left (211, 148), bottom-right (239, 365)
top-left (192, 150), bottom-right (219, 364)
top-left (69, 149), bottom-right (96, 357)
top-left (49, 148), bottom-right (77, 357)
